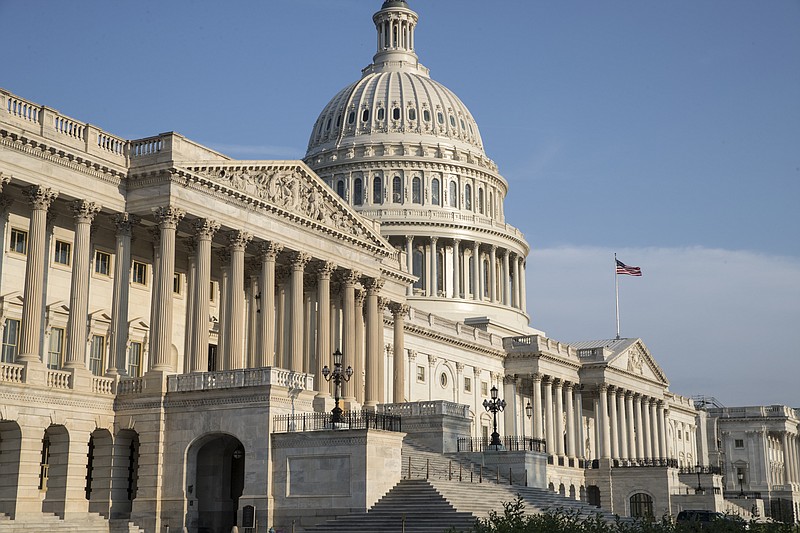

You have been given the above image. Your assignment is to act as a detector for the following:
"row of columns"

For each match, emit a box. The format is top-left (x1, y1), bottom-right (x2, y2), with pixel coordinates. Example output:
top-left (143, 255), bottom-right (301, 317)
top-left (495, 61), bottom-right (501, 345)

top-left (779, 432), bottom-right (800, 487)
top-left (403, 235), bottom-right (526, 310)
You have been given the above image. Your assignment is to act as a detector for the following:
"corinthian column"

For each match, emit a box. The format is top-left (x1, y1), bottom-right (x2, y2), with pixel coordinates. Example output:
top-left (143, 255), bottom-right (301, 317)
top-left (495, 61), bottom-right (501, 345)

top-left (608, 386), bottom-right (619, 461)
top-left (315, 262), bottom-right (335, 394)
top-left (340, 269), bottom-right (359, 401)
top-left (512, 254), bottom-right (520, 308)
top-left (502, 249), bottom-right (510, 305)
top-left (489, 245), bottom-right (497, 303)
top-left (259, 242), bottom-right (282, 366)
top-left (618, 389), bottom-right (629, 461)
top-left (634, 394), bottom-right (645, 461)
top-left (430, 236), bottom-right (438, 297)
top-left (354, 290), bottom-right (366, 404)
top-left (389, 302), bottom-right (409, 403)
top-left (532, 373), bottom-right (543, 440)
top-left (363, 277), bottom-right (384, 408)
top-left (599, 384), bottom-right (611, 459)
top-left (452, 239), bottom-right (461, 298)
top-left (543, 376), bottom-right (554, 453)
top-left (565, 381), bottom-right (576, 458)
top-left (554, 378), bottom-right (565, 456)
top-left (642, 396), bottom-right (653, 460)
top-left (472, 241), bottom-right (480, 301)
top-left (288, 252), bottom-right (310, 372)
top-left (149, 206), bottom-right (185, 372)
top-left (405, 236), bottom-right (413, 296)
top-left (18, 186), bottom-right (58, 363)
top-left (189, 219), bottom-right (219, 372)
top-left (225, 230), bottom-right (252, 370)
top-left (109, 213), bottom-right (139, 375)
top-left (64, 201), bottom-right (101, 371)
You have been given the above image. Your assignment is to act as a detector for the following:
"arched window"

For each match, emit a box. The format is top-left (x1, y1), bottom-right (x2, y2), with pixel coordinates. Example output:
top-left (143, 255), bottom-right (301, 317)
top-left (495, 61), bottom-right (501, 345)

top-left (335, 114), bottom-right (341, 128)
top-left (478, 188), bottom-right (485, 214)
top-left (362, 108), bottom-right (370, 122)
top-left (354, 178), bottom-right (363, 206)
top-left (449, 181), bottom-right (458, 208)
top-left (412, 177), bottom-right (421, 204)
top-left (392, 176), bottom-right (402, 204)
top-left (373, 176), bottom-right (383, 204)
top-left (408, 108), bottom-right (417, 121)
top-left (412, 249), bottom-right (425, 290)
top-left (326, 118), bottom-right (332, 131)
top-left (483, 259), bottom-right (490, 298)
top-left (377, 108), bottom-right (385, 121)
top-left (437, 251), bottom-right (444, 295)
top-left (392, 107), bottom-right (401, 121)
top-left (465, 184), bottom-right (472, 210)
top-left (437, 111), bottom-right (444, 125)
top-left (336, 180), bottom-right (345, 199)
top-left (423, 109), bottom-right (431, 122)
top-left (431, 178), bottom-right (440, 206)
top-left (347, 111), bottom-right (355, 124)
top-left (629, 493), bottom-right (653, 520)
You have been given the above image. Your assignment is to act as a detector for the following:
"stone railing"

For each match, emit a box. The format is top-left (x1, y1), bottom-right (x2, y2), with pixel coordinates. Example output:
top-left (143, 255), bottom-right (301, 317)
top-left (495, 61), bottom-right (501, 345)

top-left (380, 400), bottom-right (470, 419)
top-left (167, 367), bottom-right (314, 393)
top-left (358, 208), bottom-right (524, 240)
top-left (117, 377), bottom-right (144, 395)
top-left (0, 362), bottom-right (24, 383)
top-left (46, 369), bottom-right (71, 389)
top-left (92, 376), bottom-right (116, 395)
top-left (2, 89), bottom-right (128, 167)
top-left (505, 335), bottom-right (577, 359)
top-left (709, 405), bottom-right (796, 419)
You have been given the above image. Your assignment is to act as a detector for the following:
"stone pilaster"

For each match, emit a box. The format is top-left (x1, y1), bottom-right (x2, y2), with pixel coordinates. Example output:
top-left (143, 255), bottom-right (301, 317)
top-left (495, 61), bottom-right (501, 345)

top-left (109, 213), bottom-right (139, 375)
top-left (149, 205), bottom-right (184, 372)
top-left (215, 248), bottom-right (230, 369)
top-left (188, 219), bottom-right (219, 372)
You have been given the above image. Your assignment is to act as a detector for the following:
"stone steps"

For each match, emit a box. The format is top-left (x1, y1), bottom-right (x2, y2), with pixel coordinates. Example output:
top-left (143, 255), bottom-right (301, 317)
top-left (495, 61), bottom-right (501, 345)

top-left (0, 513), bottom-right (144, 533)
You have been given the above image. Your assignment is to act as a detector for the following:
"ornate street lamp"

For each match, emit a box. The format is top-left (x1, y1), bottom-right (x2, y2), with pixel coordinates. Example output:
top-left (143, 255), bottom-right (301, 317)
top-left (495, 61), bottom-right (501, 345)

top-left (695, 464), bottom-right (704, 494)
top-left (321, 349), bottom-right (353, 424)
top-left (737, 471), bottom-right (745, 498)
top-left (525, 401), bottom-right (533, 443)
top-left (483, 385), bottom-right (506, 450)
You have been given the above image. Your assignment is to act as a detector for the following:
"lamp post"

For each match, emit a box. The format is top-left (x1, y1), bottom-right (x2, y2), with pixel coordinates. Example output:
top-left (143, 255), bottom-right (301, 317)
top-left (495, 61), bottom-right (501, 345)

top-left (321, 349), bottom-right (353, 424)
top-left (525, 401), bottom-right (533, 444)
top-left (738, 471), bottom-right (745, 498)
top-left (695, 464), bottom-right (704, 494)
top-left (483, 385), bottom-right (506, 450)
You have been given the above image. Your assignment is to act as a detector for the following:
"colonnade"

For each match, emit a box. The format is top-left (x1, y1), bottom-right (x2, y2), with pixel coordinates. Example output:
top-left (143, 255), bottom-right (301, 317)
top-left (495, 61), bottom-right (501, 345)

top-left (4, 184), bottom-right (407, 405)
top-left (526, 374), bottom-right (669, 463)
top-left (402, 235), bottom-right (526, 309)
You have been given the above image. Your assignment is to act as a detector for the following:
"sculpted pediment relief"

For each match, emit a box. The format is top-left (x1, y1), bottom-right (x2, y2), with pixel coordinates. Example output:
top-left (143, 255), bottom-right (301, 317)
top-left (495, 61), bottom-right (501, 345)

top-left (609, 339), bottom-right (668, 385)
top-left (180, 163), bottom-right (389, 253)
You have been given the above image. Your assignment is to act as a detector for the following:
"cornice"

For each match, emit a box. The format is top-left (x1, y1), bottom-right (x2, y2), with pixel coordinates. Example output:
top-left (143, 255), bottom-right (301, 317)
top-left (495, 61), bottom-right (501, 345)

top-left (401, 319), bottom-right (506, 360)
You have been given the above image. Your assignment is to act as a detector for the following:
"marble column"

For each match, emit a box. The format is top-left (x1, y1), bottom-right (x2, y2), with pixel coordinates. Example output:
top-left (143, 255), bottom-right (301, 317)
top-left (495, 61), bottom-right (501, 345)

top-left (575, 386), bottom-right (585, 460)
top-left (502, 249), bottom-right (510, 305)
top-left (315, 262), bottom-right (335, 394)
top-left (246, 262), bottom-right (260, 368)
top-left (341, 269), bottom-right (359, 400)
top-left (183, 240), bottom-right (197, 373)
top-left (627, 392), bottom-right (638, 461)
top-left (452, 239), bottom-right (461, 298)
top-left (608, 386), bottom-right (619, 460)
top-left (543, 376), bottom-right (554, 454)
top-left (633, 394), bottom-right (644, 460)
top-left (519, 257), bottom-right (527, 313)
top-left (225, 231), bottom-right (251, 370)
top-left (649, 399), bottom-right (660, 461)
top-left (64, 201), bottom-right (101, 371)
top-left (512, 254), bottom-right (520, 309)
top-left (430, 236), bottom-right (438, 297)
top-left (149, 206), bottom-right (185, 372)
top-left (641, 397), bottom-right (653, 460)
top-left (599, 384), bottom-right (611, 459)
top-left (18, 186), bottom-right (57, 363)
top-left (259, 242), bottom-right (282, 367)
top-left (472, 241), bottom-right (480, 301)
top-left (288, 252), bottom-right (310, 372)
top-left (274, 268), bottom-right (287, 368)
top-left (363, 277), bottom-right (384, 408)
top-left (216, 249), bottom-right (230, 369)
top-left (657, 401), bottom-right (667, 461)
top-left (389, 303), bottom-right (409, 403)
top-left (554, 378), bottom-right (565, 456)
top-left (532, 373), bottom-right (543, 440)
top-left (618, 389), bottom-right (629, 461)
top-left (405, 236), bottom-right (413, 296)
top-left (148, 227), bottom-right (161, 371)
top-left (565, 381), bottom-right (576, 458)
top-left (189, 219), bottom-right (219, 372)
top-left (489, 245), bottom-right (497, 303)
top-left (354, 290), bottom-right (366, 404)
top-left (109, 213), bottom-right (138, 375)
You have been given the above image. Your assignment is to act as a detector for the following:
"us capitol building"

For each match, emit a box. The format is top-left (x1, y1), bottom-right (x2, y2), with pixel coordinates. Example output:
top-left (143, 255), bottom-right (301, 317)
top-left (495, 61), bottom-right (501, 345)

top-left (0, 2), bottom-right (797, 532)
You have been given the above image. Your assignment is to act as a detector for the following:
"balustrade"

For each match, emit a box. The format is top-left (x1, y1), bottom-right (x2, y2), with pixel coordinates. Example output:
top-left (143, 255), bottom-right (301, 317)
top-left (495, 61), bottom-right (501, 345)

top-left (46, 369), bottom-right (71, 389)
top-left (0, 362), bottom-right (24, 383)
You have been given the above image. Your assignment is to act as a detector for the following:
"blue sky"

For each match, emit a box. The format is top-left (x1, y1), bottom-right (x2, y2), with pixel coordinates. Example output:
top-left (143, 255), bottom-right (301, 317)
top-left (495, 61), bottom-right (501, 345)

top-left (2, 1), bottom-right (798, 405)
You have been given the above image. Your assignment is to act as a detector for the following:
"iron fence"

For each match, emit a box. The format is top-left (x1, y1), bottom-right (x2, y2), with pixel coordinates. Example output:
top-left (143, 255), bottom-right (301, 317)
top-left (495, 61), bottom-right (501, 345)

top-left (272, 410), bottom-right (401, 433)
top-left (457, 436), bottom-right (546, 453)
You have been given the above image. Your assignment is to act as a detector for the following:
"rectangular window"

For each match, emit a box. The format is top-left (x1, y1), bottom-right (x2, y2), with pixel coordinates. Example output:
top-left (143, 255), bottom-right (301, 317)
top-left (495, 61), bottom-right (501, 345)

top-left (127, 341), bottom-right (142, 377)
top-left (416, 365), bottom-right (425, 382)
top-left (131, 261), bottom-right (147, 285)
top-left (735, 439), bottom-right (744, 448)
top-left (481, 381), bottom-right (488, 396)
top-left (47, 327), bottom-right (65, 369)
top-left (9, 228), bottom-right (28, 255)
top-left (89, 335), bottom-right (105, 376)
top-left (94, 250), bottom-right (111, 276)
top-left (53, 240), bottom-right (71, 266)
top-left (464, 376), bottom-right (472, 393)
top-left (1, 318), bottom-right (20, 363)
top-left (173, 273), bottom-right (183, 295)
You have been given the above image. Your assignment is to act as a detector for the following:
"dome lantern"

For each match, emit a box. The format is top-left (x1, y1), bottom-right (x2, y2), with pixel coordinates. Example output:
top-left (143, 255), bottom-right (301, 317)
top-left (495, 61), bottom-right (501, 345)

top-left (371, 0), bottom-right (419, 72)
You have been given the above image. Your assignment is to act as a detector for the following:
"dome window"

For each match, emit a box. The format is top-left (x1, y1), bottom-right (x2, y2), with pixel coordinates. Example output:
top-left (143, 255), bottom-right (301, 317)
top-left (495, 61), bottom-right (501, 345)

top-left (408, 108), bottom-right (417, 121)
top-left (449, 181), bottom-right (458, 208)
top-left (326, 118), bottom-right (332, 131)
top-left (362, 109), bottom-right (370, 122)
top-left (465, 184), bottom-right (472, 210)
top-left (373, 176), bottom-right (383, 204)
top-left (336, 114), bottom-right (342, 128)
top-left (423, 109), bottom-right (431, 122)
top-left (431, 178), bottom-right (440, 206)
top-left (377, 108), bottom-right (385, 121)
top-left (392, 107), bottom-right (401, 121)
top-left (354, 178), bottom-right (363, 206)
top-left (468, 123), bottom-right (473, 135)
top-left (412, 177), bottom-right (421, 204)
top-left (460, 118), bottom-right (466, 130)
top-left (392, 176), bottom-right (402, 203)
top-left (437, 112), bottom-right (444, 125)
top-left (449, 115), bottom-right (456, 128)
top-left (478, 188), bottom-right (485, 215)
top-left (348, 111), bottom-right (355, 124)
top-left (336, 180), bottom-right (345, 199)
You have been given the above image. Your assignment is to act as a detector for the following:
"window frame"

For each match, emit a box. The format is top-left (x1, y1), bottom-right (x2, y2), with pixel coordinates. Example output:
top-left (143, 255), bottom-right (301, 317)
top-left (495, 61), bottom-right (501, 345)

top-left (416, 365), bottom-right (426, 383)
top-left (1, 318), bottom-right (21, 363)
top-left (464, 376), bottom-right (472, 393)
top-left (94, 249), bottom-right (112, 277)
top-left (131, 260), bottom-right (148, 286)
top-left (88, 334), bottom-right (106, 376)
top-left (127, 341), bottom-right (143, 377)
top-left (53, 239), bottom-right (72, 267)
top-left (47, 326), bottom-right (65, 370)
top-left (8, 227), bottom-right (28, 255)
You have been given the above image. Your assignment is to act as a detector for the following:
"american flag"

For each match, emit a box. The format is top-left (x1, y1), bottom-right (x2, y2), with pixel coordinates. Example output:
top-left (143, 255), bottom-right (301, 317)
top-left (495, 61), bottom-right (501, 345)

top-left (616, 259), bottom-right (642, 276)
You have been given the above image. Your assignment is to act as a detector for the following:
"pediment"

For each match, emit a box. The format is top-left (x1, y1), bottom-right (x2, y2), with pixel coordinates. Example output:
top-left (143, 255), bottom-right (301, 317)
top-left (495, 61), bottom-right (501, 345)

top-left (608, 339), bottom-right (669, 385)
top-left (178, 162), bottom-right (391, 255)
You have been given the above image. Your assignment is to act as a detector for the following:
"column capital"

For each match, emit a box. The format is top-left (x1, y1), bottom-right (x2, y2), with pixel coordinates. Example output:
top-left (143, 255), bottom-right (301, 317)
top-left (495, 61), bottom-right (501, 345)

top-left (455, 362), bottom-right (465, 372)
top-left (408, 349), bottom-right (417, 362)
top-left (26, 185), bottom-right (58, 210)
top-left (259, 241), bottom-right (284, 261)
top-left (552, 377), bottom-right (563, 388)
top-left (388, 302), bottom-right (410, 318)
top-left (598, 383), bottom-right (609, 393)
top-left (363, 276), bottom-right (384, 294)
top-left (563, 381), bottom-right (574, 391)
top-left (288, 251), bottom-right (311, 270)
top-left (0, 195), bottom-right (12, 215)
top-left (193, 218), bottom-right (220, 240)
top-left (453, 237), bottom-right (461, 245)
top-left (71, 200), bottom-right (101, 223)
top-left (148, 225), bottom-right (161, 248)
top-left (355, 288), bottom-right (366, 307)
top-left (315, 260), bottom-right (336, 280)
top-left (153, 205), bottom-right (185, 229)
top-left (427, 354), bottom-right (437, 366)
top-left (340, 268), bottom-right (362, 287)
top-left (0, 172), bottom-right (10, 193)
top-left (541, 374), bottom-right (553, 385)
top-left (430, 235), bottom-right (438, 244)
top-left (531, 372), bottom-right (543, 383)
top-left (377, 296), bottom-right (389, 312)
top-left (113, 213), bottom-right (140, 236)
top-left (490, 244), bottom-right (497, 253)
top-left (227, 230), bottom-right (253, 251)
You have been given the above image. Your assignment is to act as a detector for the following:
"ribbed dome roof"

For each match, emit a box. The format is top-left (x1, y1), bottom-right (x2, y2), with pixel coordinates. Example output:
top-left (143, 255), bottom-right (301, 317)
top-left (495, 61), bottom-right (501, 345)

top-left (305, 1), bottom-right (485, 158)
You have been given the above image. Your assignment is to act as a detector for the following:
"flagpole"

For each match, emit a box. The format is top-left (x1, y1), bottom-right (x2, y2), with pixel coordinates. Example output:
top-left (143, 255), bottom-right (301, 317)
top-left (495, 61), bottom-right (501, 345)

top-left (614, 252), bottom-right (620, 340)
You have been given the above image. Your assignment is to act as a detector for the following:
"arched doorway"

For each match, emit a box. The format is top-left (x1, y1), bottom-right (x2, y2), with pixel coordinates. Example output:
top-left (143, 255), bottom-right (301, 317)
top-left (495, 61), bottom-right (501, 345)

top-left (187, 434), bottom-right (245, 533)
top-left (587, 485), bottom-right (601, 508)
top-left (0, 421), bottom-right (22, 517)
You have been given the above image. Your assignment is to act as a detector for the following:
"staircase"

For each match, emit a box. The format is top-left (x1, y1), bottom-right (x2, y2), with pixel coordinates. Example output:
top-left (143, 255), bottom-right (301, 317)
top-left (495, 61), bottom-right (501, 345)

top-left (0, 513), bottom-right (144, 532)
